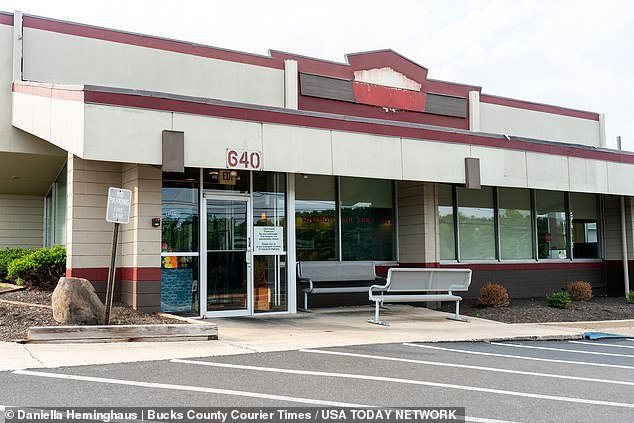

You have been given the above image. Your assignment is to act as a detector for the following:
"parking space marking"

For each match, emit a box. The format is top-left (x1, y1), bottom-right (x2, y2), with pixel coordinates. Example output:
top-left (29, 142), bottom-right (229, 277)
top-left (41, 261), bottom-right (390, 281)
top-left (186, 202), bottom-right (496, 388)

top-left (11, 370), bottom-right (369, 408)
top-left (403, 343), bottom-right (634, 370)
top-left (491, 342), bottom-right (634, 358)
top-left (569, 340), bottom-right (634, 350)
top-left (300, 349), bottom-right (634, 386)
top-left (170, 358), bottom-right (634, 409)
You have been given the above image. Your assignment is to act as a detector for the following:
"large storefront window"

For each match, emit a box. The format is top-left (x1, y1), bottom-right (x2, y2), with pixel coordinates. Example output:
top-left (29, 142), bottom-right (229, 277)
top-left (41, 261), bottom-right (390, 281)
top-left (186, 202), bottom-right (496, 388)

top-left (499, 188), bottom-right (533, 259)
top-left (295, 175), bottom-right (337, 261)
top-left (161, 168), bottom-right (200, 315)
top-left (536, 190), bottom-right (568, 260)
top-left (571, 193), bottom-right (599, 258)
top-left (341, 177), bottom-right (394, 261)
top-left (253, 173), bottom-right (287, 313)
top-left (438, 184), bottom-right (456, 261)
top-left (438, 184), bottom-right (600, 262)
top-left (457, 186), bottom-right (495, 260)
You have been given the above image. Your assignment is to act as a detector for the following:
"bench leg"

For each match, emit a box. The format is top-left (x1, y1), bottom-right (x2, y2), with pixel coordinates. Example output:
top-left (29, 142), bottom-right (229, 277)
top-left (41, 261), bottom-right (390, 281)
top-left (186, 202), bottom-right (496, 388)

top-left (367, 300), bottom-right (389, 326)
top-left (446, 300), bottom-right (470, 322)
top-left (297, 292), bottom-right (312, 313)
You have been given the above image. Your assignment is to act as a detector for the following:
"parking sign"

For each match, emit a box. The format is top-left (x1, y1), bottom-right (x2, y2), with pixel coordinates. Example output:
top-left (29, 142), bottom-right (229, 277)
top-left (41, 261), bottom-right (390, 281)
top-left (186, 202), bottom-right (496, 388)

top-left (106, 187), bottom-right (132, 224)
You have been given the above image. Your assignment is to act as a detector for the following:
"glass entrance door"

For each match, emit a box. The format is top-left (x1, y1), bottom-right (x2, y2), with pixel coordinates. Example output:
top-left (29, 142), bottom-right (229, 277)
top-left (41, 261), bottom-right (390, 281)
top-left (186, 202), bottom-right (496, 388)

top-left (203, 195), bottom-right (251, 316)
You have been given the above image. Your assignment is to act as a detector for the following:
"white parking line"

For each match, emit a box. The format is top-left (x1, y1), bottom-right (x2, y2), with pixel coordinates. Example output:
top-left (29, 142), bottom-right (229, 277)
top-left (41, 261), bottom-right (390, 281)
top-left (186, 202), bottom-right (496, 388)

top-left (170, 358), bottom-right (634, 409)
top-left (569, 340), bottom-right (634, 350)
top-left (403, 343), bottom-right (634, 370)
top-left (11, 370), bottom-right (369, 408)
top-left (300, 348), bottom-right (634, 386)
top-left (491, 342), bottom-right (634, 358)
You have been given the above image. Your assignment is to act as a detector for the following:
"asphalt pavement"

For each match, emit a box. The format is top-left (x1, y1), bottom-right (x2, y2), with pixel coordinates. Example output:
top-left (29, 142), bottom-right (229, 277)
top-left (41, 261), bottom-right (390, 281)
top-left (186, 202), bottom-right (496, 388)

top-left (2, 338), bottom-right (634, 423)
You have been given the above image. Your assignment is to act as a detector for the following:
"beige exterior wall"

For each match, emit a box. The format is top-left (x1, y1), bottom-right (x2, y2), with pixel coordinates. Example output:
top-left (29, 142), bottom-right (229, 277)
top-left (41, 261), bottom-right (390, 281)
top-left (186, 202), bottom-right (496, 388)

top-left (65, 156), bottom-right (162, 310)
top-left (0, 23), bottom-right (64, 156)
top-left (0, 193), bottom-right (43, 248)
top-left (603, 195), bottom-right (634, 261)
top-left (479, 102), bottom-right (602, 147)
top-left (22, 28), bottom-right (285, 108)
top-left (396, 182), bottom-right (437, 264)
top-left (65, 155), bottom-right (122, 271)
top-left (120, 164), bottom-right (162, 311)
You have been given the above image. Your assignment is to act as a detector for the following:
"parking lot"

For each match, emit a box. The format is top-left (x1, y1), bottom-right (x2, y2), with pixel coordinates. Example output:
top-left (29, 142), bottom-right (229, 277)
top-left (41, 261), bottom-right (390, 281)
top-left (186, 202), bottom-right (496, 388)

top-left (2, 338), bottom-right (634, 422)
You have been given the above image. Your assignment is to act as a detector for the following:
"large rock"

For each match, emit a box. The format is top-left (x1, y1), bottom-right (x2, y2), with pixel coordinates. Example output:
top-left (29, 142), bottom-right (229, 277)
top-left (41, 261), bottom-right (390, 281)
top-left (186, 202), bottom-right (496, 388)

top-left (52, 277), bottom-right (104, 325)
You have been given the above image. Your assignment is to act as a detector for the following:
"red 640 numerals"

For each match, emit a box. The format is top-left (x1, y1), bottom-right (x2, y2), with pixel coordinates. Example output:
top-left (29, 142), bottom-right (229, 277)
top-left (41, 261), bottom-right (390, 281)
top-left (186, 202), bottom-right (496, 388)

top-left (227, 149), bottom-right (261, 170)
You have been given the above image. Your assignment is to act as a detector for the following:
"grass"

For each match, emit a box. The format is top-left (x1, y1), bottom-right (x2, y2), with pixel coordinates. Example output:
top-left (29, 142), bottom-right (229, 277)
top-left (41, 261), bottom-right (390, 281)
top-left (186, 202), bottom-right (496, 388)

top-left (0, 283), bottom-right (7, 290)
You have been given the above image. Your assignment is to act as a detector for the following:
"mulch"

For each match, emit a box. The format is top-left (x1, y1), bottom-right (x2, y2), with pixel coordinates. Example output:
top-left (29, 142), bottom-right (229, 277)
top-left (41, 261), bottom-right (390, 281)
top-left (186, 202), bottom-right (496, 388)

top-left (0, 287), bottom-right (186, 342)
top-left (442, 296), bottom-right (634, 324)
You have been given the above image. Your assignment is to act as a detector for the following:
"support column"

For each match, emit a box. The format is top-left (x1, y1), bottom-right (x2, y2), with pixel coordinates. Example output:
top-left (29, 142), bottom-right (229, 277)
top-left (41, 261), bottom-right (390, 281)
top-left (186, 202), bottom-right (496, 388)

top-left (396, 181), bottom-right (438, 265)
top-left (65, 154), bottom-right (123, 299)
top-left (120, 164), bottom-right (162, 311)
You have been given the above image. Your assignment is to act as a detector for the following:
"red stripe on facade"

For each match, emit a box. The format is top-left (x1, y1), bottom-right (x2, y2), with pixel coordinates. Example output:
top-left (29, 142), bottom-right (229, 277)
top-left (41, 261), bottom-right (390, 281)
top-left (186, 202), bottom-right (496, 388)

top-left (66, 267), bottom-right (160, 281)
top-left (352, 82), bottom-right (425, 112)
top-left (81, 90), bottom-right (634, 164)
top-left (22, 16), bottom-right (284, 70)
top-left (480, 94), bottom-right (600, 121)
top-left (271, 50), bottom-right (352, 79)
top-left (0, 13), bottom-right (13, 25)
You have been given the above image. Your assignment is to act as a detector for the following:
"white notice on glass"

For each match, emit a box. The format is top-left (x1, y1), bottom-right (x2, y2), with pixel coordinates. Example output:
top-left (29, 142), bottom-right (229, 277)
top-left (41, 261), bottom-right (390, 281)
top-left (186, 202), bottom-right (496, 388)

top-left (253, 226), bottom-right (284, 255)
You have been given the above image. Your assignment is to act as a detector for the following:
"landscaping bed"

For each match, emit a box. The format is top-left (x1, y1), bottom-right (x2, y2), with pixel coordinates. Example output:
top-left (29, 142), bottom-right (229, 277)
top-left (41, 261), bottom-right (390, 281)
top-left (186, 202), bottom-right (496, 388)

top-left (0, 287), bottom-right (186, 342)
top-left (444, 296), bottom-right (634, 324)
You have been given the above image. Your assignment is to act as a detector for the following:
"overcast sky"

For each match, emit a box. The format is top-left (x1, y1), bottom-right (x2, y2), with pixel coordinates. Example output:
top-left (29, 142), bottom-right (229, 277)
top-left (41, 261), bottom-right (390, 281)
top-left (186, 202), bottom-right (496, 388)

top-left (2, 0), bottom-right (633, 150)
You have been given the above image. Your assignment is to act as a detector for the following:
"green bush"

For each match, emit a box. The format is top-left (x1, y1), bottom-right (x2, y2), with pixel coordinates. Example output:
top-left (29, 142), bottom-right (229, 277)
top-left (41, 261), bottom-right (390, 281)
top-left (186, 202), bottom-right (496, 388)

top-left (546, 291), bottom-right (571, 309)
top-left (627, 291), bottom-right (634, 304)
top-left (0, 248), bottom-right (33, 281)
top-left (7, 245), bottom-right (66, 289)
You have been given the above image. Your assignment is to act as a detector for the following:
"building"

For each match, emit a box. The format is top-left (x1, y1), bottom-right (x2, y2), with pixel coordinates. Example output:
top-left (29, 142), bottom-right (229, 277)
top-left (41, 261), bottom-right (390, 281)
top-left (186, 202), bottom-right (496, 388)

top-left (1, 11), bottom-right (633, 317)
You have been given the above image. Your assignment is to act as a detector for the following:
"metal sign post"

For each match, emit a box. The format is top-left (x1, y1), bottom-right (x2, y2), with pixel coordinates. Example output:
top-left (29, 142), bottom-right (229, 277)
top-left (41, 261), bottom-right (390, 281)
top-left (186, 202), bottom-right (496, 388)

top-left (104, 187), bottom-right (132, 325)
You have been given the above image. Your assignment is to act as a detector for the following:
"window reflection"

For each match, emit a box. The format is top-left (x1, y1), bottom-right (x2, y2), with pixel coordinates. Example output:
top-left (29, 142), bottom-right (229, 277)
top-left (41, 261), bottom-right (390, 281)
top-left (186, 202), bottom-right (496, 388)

top-left (340, 177), bottom-right (394, 261)
top-left (536, 190), bottom-right (568, 259)
top-left (457, 186), bottom-right (495, 260)
top-left (295, 175), bottom-right (336, 261)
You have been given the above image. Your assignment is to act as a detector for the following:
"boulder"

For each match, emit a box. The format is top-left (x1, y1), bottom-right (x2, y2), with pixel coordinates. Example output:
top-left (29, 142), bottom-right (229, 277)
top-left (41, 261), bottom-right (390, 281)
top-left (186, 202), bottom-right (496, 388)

top-left (52, 277), bottom-right (104, 325)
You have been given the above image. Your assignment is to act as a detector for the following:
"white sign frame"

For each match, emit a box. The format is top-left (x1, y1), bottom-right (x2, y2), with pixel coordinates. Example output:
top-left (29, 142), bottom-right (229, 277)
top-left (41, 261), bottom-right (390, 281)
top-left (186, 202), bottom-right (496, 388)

top-left (106, 187), bottom-right (132, 224)
top-left (253, 226), bottom-right (285, 255)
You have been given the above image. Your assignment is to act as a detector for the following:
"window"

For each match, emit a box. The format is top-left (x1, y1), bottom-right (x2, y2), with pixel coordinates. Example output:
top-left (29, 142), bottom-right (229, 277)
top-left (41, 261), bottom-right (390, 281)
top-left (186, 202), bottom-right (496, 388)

top-left (457, 186), bottom-right (496, 260)
top-left (570, 193), bottom-right (599, 258)
top-left (340, 177), bottom-right (394, 261)
top-left (253, 172), bottom-right (288, 313)
top-left (438, 185), bottom-right (599, 262)
top-left (536, 190), bottom-right (568, 259)
top-left (295, 175), bottom-right (337, 261)
top-left (294, 175), bottom-right (396, 262)
top-left (498, 188), bottom-right (533, 259)
top-left (438, 184), bottom-right (456, 260)
top-left (161, 168), bottom-right (200, 315)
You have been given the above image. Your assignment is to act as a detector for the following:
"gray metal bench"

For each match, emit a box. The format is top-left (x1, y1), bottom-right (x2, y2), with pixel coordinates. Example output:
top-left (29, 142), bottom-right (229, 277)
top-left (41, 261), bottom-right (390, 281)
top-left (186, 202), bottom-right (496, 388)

top-left (368, 268), bottom-right (472, 325)
top-left (297, 261), bottom-right (383, 311)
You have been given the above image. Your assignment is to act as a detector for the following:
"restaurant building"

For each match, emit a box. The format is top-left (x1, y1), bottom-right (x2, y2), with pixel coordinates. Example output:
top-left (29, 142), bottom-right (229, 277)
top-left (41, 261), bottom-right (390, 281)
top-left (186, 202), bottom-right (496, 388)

top-left (1, 11), bottom-right (633, 317)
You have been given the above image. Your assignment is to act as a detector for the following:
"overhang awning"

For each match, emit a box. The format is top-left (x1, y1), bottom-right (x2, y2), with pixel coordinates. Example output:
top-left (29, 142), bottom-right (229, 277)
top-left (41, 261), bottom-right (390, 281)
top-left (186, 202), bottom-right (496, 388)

top-left (12, 81), bottom-right (634, 196)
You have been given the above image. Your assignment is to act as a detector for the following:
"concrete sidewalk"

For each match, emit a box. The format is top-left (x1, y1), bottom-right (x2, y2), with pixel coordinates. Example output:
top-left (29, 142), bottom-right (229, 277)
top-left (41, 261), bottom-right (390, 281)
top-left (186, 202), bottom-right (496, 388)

top-left (3, 305), bottom-right (627, 372)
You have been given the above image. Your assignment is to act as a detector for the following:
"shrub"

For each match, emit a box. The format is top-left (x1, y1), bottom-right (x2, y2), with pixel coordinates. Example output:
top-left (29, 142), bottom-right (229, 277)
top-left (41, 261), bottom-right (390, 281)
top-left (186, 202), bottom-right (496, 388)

top-left (567, 280), bottom-right (593, 301)
top-left (7, 245), bottom-right (66, 289)
top-left (0, 248), bottom-right (33, 281)
top-left (478, 282), bottom-right (510, 307)
top-left (627, 291), bottom-right (634, 305)
top-left (547, 291), bottom-right (571, 309)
